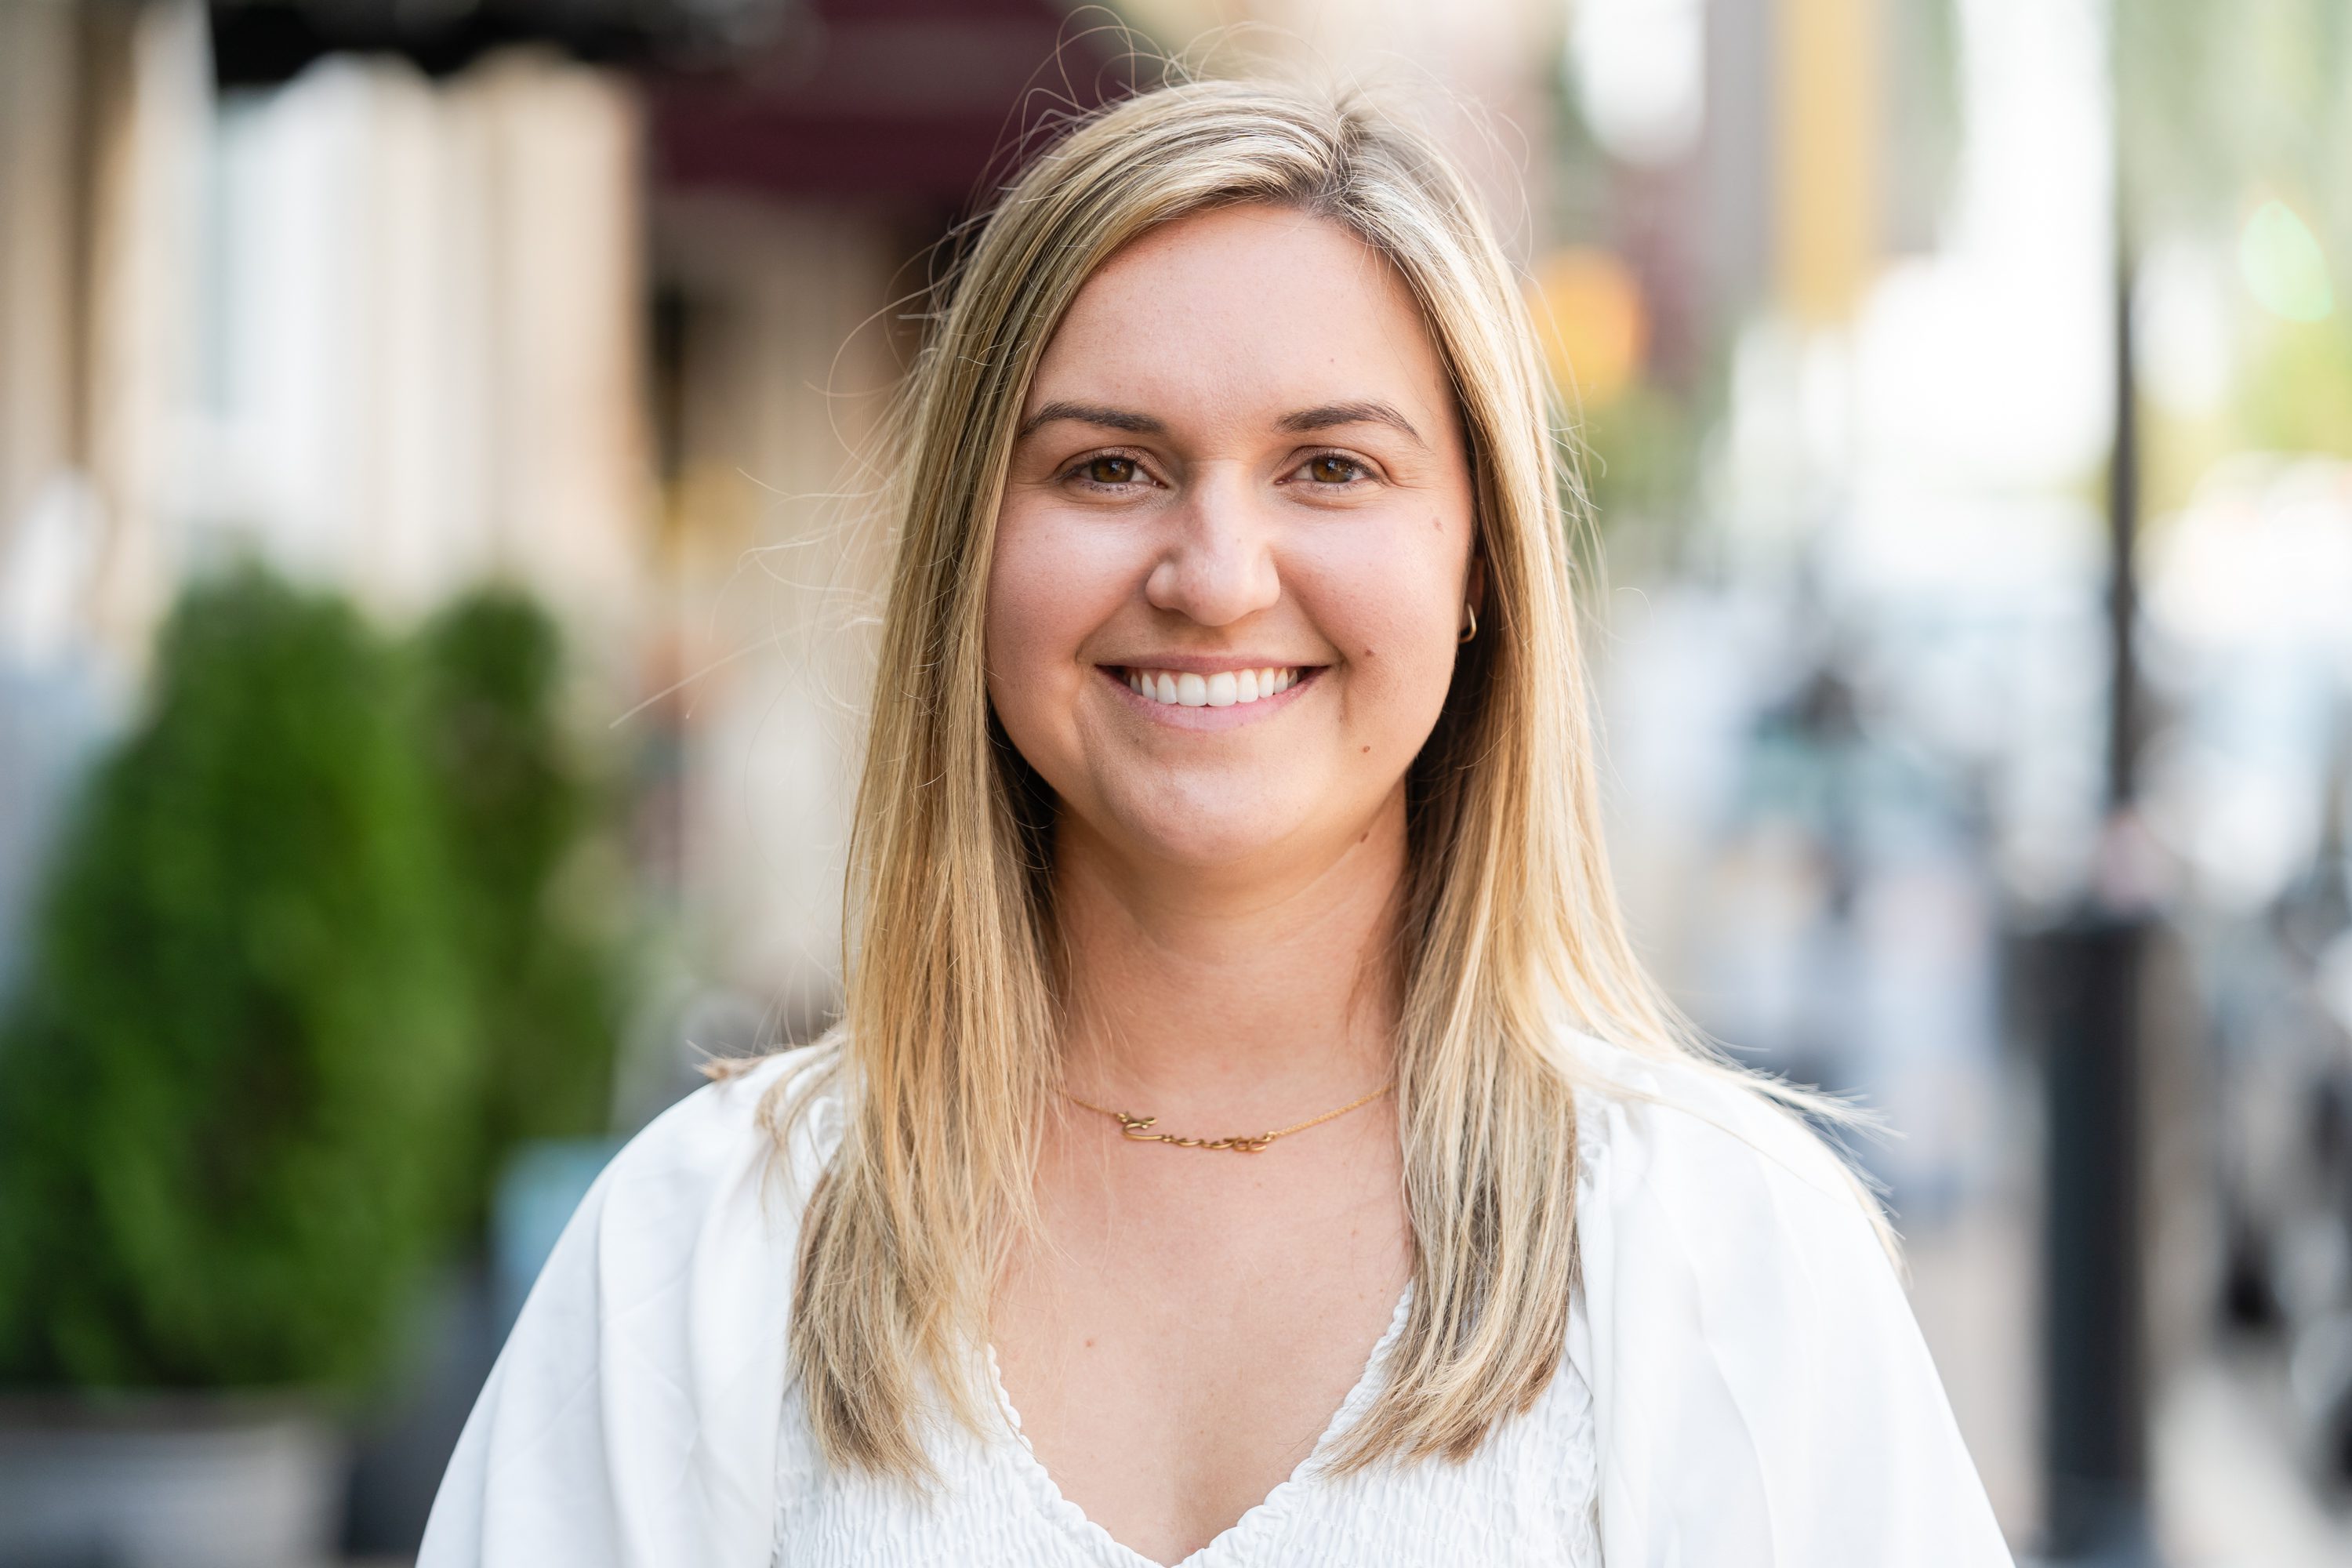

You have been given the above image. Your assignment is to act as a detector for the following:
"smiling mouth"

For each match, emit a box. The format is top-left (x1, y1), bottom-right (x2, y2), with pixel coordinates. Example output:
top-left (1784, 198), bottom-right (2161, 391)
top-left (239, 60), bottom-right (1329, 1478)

top-left (1115, 665), bottom-right (1310, 710)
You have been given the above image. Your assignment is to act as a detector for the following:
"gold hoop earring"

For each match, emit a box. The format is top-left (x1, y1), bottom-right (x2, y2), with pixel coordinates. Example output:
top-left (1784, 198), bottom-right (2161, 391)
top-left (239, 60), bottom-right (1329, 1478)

top-left (1458, 602), bottom-right (1478, 644)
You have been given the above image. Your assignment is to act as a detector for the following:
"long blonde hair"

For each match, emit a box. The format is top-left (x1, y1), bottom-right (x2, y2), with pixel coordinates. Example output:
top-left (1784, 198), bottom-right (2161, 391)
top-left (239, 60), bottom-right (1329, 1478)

top-left (771, 72), bottom-right (1888, 1479)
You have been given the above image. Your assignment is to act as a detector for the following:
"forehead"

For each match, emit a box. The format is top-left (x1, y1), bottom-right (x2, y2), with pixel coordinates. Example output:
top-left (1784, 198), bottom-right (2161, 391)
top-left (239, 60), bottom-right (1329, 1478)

top-left (1024, 204), bottom-right (1454, 434)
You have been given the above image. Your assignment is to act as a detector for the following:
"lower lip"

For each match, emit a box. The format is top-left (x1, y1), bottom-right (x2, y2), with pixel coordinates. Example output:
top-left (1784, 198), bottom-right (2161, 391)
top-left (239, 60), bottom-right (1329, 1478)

top-left (1098, 666), bottom-right (1322, 729)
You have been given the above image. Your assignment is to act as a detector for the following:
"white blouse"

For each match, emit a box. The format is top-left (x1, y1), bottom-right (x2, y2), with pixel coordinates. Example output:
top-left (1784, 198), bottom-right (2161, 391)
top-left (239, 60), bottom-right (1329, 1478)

top-left (771, 1283), bottom-right (1600, 1567)
top-left (420, 1032), bottom-right (2014, 1567)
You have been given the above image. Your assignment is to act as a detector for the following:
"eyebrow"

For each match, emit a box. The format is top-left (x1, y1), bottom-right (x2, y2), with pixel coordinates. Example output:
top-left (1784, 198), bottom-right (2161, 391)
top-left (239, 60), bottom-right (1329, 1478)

top-left (1274, 401), bottom-right (1427, 448)
top-left (1016, 397), bottom-right (1427, 448)
top-left (1017, 401), bottom-right (1167, 439)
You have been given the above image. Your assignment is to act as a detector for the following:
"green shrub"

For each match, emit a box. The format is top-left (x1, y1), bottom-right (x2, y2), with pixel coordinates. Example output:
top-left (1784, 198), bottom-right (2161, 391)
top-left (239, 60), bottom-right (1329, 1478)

top-left (0, 564), bottom-right (474, 1392)
top-left (411, 587), bottom-right (625, 1219)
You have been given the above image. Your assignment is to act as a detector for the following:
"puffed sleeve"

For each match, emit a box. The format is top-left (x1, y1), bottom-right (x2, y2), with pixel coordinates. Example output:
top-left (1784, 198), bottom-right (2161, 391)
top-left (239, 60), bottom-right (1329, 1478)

top-left (1566, 1044), bottom-right (2014, 1566)
top-left (418, 1048), bottom-right (833, 1568)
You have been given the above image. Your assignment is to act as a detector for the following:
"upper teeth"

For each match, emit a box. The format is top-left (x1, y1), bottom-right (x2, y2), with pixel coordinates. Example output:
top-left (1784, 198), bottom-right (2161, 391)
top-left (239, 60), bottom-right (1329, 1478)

top-left (1125, 667), bottom-right (1301, 708)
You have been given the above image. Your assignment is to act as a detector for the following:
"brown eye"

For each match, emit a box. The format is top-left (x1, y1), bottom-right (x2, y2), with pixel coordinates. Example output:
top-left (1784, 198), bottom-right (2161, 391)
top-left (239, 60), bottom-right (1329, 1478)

top-left (1305, 454), bottom-right (1366, 484)
top-left (1082, 456), bottom-right (1140, 485)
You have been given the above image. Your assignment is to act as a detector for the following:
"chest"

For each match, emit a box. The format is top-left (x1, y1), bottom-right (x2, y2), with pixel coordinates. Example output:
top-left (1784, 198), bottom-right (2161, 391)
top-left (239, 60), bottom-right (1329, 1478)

top-left (770, 1327), bottom-right (1601, 1568)
top-left (988, 1119), bottom-right (1413, 1559)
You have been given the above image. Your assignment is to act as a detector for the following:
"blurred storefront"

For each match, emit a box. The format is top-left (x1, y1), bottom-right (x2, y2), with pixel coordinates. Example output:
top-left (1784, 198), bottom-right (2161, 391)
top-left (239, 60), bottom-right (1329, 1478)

top-left (0, 0), bottom-right (1584, 1097)
top-left (0, 9), bottom-right (1582, 1549)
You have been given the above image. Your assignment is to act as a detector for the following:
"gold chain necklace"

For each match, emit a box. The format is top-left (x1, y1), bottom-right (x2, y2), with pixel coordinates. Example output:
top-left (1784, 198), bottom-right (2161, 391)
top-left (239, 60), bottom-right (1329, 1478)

top-left (1062, 1080), bottom-right (1393, 1153)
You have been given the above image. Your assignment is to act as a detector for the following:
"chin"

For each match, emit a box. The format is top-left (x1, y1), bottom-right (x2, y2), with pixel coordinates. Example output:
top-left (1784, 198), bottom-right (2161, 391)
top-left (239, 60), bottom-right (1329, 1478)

top-left (1094, 776), bottom-right (1320, 871)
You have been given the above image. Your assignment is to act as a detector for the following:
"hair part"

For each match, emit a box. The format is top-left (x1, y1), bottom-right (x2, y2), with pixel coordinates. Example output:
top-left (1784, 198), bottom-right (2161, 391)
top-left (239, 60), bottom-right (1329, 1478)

top-left (768, 69), bottom-right (1895, 1482)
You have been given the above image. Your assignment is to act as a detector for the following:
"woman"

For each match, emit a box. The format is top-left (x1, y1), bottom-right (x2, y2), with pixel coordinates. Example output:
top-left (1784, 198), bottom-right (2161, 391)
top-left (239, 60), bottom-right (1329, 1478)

top-left (423, 77), bottom-right (2012, 1567)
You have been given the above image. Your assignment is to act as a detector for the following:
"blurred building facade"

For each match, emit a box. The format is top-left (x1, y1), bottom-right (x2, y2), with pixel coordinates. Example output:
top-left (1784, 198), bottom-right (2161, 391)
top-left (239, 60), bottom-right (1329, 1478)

top-left (0, 0), bottom-right (1585, 1083)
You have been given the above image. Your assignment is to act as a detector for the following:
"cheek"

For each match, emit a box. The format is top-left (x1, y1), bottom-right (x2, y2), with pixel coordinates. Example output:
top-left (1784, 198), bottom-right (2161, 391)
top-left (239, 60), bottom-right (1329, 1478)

top-left (983, 504), bottom-right (1124, 742)
top-left (1310, 531), bottom-right (1470, 739)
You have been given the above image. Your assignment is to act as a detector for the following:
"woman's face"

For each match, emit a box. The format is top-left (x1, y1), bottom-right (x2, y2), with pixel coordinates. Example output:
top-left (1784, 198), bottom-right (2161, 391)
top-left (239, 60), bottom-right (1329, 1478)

top-left (985, 203), bottom-right (1479, 876)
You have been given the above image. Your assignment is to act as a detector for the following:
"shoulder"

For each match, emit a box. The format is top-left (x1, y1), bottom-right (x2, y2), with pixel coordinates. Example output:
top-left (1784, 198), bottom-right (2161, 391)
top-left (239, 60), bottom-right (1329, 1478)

top-left (547, 1037), bottom-right (848, 1361)
top-left (1565, 1032), bottom-right (1915, 1424)
top-left (590, 1040), bottom-right (850, 1232)
top-left (1566, 1029), bottom-right (1890, 1276)
top-left (419, 1040), bottom-right (850, 1567)
top-left (1561, 1030), bottom-right (2012, 1565)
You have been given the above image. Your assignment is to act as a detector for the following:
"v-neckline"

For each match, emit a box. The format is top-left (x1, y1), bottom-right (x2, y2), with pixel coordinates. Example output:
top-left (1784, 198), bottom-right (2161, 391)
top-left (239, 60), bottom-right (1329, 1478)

top-left (983, 1282), bottom-right (1417, 1568)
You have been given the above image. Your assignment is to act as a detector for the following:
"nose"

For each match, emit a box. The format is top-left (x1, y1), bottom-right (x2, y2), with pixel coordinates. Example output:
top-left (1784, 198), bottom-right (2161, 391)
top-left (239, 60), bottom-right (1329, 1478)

top-left (1142, 470), bottom-right (1280, 626)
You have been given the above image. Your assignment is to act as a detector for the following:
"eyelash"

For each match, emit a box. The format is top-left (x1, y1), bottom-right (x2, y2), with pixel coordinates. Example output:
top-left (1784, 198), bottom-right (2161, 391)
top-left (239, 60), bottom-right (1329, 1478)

top-left (1296, 452), bottom-right (1374, 487)
top-left (1062, 450), bottom-right (1156, 492)
top-left (1058, 448), bottom-right (1378, 492)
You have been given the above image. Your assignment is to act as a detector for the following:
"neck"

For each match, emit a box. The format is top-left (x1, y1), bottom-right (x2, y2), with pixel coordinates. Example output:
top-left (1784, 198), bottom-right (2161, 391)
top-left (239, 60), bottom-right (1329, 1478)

top-left (1051, 787), bottom-right (1407, 1124)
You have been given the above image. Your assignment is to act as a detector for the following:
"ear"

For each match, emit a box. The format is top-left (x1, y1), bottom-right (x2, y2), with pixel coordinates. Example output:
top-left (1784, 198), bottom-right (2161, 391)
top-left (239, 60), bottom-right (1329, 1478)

top-left (1466, 548), bottom-right (1487, 620)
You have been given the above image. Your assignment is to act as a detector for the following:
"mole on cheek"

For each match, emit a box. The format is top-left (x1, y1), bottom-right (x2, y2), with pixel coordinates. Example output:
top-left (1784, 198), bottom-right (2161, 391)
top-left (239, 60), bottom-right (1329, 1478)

top-left (1362, 746), bottom-right (1371, 754)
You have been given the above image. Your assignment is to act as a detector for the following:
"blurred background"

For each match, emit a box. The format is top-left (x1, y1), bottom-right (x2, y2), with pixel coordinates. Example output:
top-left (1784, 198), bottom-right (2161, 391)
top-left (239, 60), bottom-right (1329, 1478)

top-left (0, 0), bottom-right (2347, 1563)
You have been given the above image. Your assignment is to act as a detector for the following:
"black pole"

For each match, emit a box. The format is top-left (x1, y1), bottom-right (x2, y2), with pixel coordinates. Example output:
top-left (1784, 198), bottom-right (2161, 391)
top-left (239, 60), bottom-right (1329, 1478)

top-left (2036, 912), bottom-right (2151, 1562)
top-left (2034, 226), bottom-right (2158, 1564)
